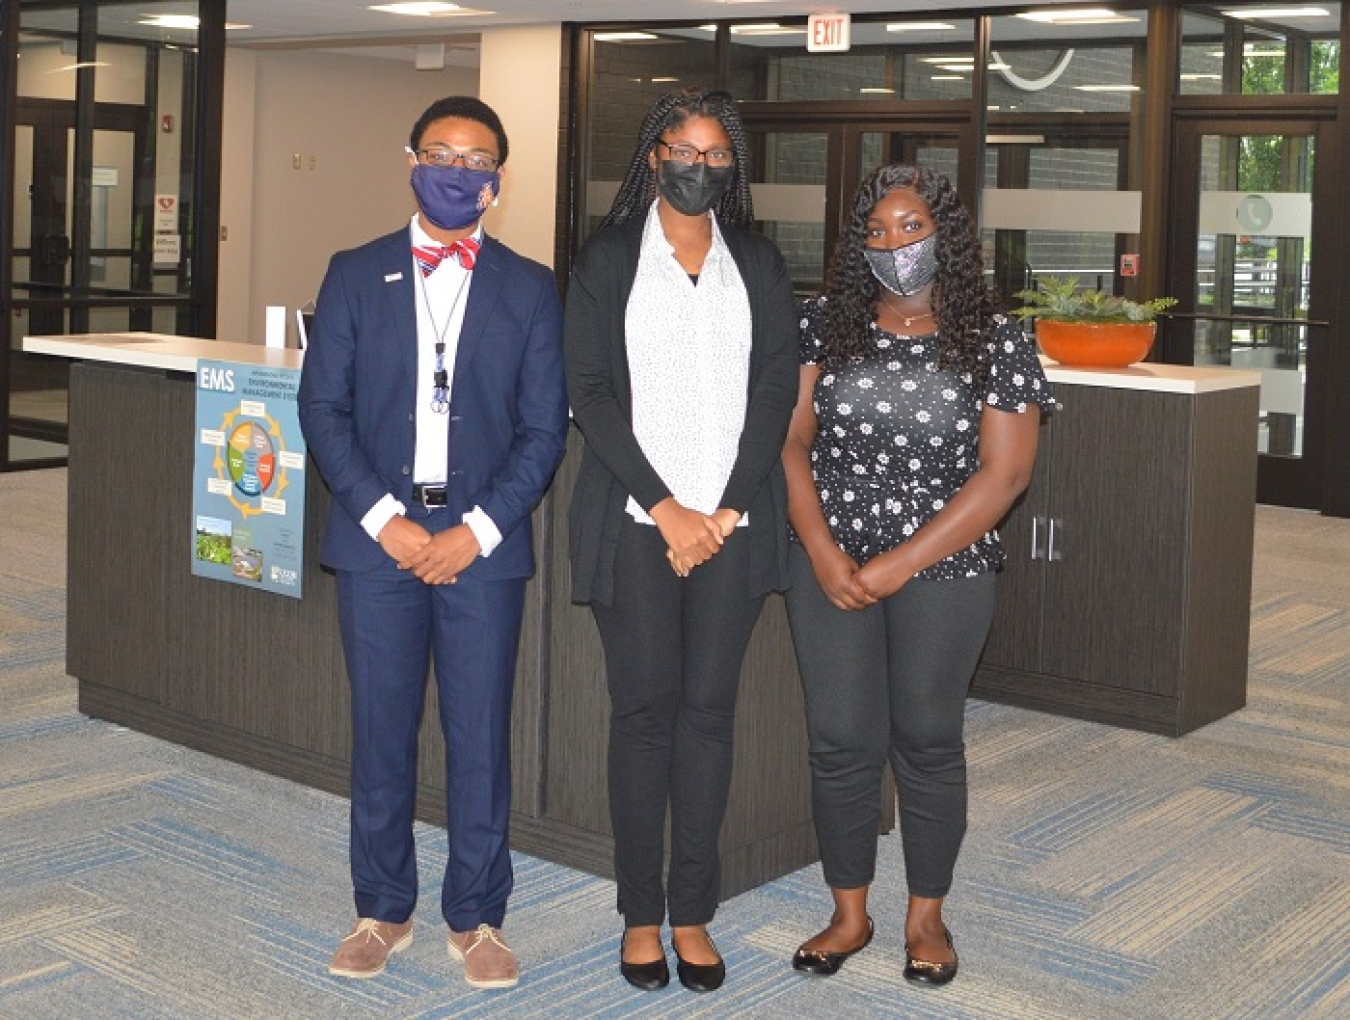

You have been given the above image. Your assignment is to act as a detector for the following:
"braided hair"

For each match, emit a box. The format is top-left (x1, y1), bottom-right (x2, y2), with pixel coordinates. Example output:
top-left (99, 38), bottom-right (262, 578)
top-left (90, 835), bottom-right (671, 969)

top-left (599, 89), bottom-right (755, 230)
top-left (820, 164), bottom-right (997, 377)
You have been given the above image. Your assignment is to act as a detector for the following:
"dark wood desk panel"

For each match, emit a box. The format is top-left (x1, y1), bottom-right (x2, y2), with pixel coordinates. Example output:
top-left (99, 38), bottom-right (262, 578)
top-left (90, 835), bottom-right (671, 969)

top-left (66, 361), bottom-right (824, 899)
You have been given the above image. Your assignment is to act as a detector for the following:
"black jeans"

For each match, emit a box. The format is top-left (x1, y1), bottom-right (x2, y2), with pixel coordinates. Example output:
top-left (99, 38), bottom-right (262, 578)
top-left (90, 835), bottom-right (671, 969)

top-left (784, 543), bottom-right (994, 898)
top-left (592, 519), bottom-right (765, 928)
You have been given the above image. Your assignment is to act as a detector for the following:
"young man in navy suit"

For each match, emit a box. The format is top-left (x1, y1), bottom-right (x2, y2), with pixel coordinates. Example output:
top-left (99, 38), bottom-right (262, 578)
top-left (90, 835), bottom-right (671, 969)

top-left (298, 96), bottom-right (567, 989)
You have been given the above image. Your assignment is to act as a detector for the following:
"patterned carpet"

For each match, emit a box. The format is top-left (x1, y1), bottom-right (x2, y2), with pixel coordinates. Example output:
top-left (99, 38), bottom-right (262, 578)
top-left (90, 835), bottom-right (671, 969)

top-left (1, 468), bottom-right (1347, 1019)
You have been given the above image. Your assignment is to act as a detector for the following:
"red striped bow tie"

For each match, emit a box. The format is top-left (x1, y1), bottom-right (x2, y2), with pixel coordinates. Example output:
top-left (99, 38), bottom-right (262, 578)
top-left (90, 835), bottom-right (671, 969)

top-left (413, 237), bottom-right (480, 276)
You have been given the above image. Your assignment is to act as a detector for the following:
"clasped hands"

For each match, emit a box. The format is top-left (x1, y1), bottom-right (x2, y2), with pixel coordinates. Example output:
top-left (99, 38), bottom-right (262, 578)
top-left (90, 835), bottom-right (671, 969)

top-left (813, 545), bottom-right (910, 611)
top-left (650, 497), bottom-right (740, 578)
top-left (378, 515), bottom-right (481, 585)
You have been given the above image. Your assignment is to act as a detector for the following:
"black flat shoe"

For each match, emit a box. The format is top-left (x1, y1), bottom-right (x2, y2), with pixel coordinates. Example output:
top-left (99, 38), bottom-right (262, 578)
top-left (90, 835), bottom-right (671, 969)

top-left (903, 926), bottom-right (958, 986)
top-left (791, 915), bottom-right (874, 976)
top-left (619, 931), bottom-right (669, 990)
top-left (672, 932), bottom-right (725, 992)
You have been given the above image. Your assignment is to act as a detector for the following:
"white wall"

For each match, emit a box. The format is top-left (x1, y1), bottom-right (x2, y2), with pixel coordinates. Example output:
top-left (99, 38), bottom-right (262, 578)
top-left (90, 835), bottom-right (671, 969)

top-left (478, 25), bottom-right (563, 267)
top-left (218, 50), bottom-right (477, 345)
top-left (219, 32), bottom-right (565, 346)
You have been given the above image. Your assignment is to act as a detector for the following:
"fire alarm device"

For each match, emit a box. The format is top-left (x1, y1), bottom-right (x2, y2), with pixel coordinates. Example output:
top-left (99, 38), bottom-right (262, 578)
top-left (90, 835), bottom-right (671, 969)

top-left (161, 114), bottom-right (174, 134)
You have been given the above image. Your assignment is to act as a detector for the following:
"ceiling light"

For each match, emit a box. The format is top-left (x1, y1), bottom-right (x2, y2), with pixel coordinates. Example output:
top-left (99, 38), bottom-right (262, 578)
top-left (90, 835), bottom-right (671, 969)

top-left (594, 32), bottom-right (658, 41)
top-left (1074, 84), bottom-right (1141, 91)
top-left (1206, 46), bottom-right (1288, 56)
top-left (923, 56), bottom-right (973, 64)
top-left (887, 22), bottom-right (957, 32)
top-left (139, 14), bottom-right (199, 29)
top-left (729, 24), bottom-right (807, 36)
top-left (1220, 7), bottom-right (1330, 18)
top-left (1016, 9), bottom-right (1139, 26)
top-left (368, 3), bottom-right (484, 16)
top-left (859, 87), bottom-right (895, 94)
top-left (138, 15), bottom-right (252, 30)
top-left (930, 75), bottom-right (965, 81)
top-left (1181, 73), bottom-right (1223, 80)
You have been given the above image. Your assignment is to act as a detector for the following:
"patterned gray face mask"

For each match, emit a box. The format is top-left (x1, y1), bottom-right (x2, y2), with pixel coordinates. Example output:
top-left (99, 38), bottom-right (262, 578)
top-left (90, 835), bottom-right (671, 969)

top-left (864, 232), bottom-right (939, 297)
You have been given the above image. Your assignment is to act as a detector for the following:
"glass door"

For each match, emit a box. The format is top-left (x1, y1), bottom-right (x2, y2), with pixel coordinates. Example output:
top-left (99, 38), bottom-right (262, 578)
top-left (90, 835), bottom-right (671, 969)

top-left (1167, 118), bottom-right (1334, 509)
top-left (742, 116), bottom-right (970, 295)
top-left (10, 101), bottom-right (147, 463)
top-left (2, 0), bottom-right (212, 471)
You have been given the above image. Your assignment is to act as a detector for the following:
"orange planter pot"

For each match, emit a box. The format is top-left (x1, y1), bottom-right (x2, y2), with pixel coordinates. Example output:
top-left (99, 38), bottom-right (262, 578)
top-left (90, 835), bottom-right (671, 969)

top-left (1035, 320), bottom-right (1156, 368)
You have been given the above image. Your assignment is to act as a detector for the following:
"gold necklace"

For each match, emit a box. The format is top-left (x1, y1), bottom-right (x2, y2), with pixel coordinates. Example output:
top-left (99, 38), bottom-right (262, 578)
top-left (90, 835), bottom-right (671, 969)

top-left (880, 292), bottom-right (935, 329)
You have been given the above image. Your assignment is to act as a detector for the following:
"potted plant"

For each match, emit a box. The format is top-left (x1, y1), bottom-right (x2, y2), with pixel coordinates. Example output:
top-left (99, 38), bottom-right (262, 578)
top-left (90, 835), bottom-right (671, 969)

top-left (1010, 276), bottom-right (1177, 368)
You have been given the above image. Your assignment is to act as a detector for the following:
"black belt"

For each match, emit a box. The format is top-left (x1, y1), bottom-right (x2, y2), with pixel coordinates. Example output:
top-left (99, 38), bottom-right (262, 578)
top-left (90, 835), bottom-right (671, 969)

top-left (411, 483), bottom-right (448, 507)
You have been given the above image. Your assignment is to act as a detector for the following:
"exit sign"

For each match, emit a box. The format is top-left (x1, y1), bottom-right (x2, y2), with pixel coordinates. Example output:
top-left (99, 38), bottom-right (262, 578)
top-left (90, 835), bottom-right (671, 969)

top-left (807, 12), bottom-right (851, 53)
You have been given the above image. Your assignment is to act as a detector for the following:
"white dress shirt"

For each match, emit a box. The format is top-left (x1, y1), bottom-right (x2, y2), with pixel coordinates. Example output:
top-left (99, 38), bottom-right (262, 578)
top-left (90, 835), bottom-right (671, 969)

top-left (358, 214), bottom-right (502, 555)
top-left (624, 201), bottom-right (753, 525)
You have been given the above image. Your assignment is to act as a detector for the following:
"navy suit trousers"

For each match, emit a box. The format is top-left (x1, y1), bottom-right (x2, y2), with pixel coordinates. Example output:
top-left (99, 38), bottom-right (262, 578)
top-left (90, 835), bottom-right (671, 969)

top-left (335, 510), bottom-right (524, 932)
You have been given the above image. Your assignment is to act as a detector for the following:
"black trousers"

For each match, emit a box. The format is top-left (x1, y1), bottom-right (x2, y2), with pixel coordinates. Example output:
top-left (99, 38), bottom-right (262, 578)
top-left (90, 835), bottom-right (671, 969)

top-left (591, 519), bottom-right (765, 928)
top-left (784, 543), bottom-right (995, 898)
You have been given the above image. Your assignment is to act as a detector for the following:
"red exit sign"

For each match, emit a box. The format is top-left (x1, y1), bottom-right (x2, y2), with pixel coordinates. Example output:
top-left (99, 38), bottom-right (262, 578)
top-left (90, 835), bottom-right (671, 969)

top-left (807, 12), bottom-right (851, 53)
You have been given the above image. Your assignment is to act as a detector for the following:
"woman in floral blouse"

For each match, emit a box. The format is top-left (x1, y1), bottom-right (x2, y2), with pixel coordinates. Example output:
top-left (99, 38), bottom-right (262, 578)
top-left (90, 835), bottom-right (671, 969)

top-left (781, 163), bottom-right (1049, 986)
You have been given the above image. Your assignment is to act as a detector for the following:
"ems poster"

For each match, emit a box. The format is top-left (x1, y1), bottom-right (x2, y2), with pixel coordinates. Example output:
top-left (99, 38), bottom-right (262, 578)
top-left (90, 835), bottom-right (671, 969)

top-left (191, 359), bottom-right (307, 598)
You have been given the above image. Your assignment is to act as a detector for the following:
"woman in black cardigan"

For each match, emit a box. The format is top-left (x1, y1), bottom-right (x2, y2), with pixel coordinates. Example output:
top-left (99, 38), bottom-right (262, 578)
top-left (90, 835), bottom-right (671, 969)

top-left (563, 89), bottom-right (797, 993)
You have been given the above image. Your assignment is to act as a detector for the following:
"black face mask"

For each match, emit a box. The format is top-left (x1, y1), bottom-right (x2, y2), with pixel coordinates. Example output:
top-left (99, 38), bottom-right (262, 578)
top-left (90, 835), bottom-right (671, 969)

top-left (657, 160), bottom-right (734, 217)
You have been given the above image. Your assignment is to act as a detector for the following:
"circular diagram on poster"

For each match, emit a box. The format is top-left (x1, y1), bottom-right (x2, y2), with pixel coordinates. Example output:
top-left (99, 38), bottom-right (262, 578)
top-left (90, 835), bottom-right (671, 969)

top-left (226, 421), bottom-right (276, 497)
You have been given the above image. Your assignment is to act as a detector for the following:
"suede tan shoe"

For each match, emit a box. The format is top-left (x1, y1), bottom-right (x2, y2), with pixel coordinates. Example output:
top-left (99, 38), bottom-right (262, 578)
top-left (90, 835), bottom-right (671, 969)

top-left (328, 918), bottom-right (413, 979)
top-left (448, 924), bottom-right (519, 989)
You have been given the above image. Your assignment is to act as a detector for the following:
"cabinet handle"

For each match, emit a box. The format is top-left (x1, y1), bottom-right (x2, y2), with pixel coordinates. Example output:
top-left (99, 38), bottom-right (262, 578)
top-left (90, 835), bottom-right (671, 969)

top-left (1048, 517), bottom-right (1064, 562)
top-left (1030, 515), bottom-right (1045, 560)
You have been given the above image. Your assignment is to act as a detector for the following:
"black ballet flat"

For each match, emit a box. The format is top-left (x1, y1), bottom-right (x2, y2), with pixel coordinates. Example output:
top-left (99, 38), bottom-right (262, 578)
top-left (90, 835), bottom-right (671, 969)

top-left (672, 932), bottom-right (725, 992)
top-left (791, 915), bottom-right (874, 976)
top-left (903, 926), bottom-right (959, 986)
top-left (619, 931), bottom-right (669, 990)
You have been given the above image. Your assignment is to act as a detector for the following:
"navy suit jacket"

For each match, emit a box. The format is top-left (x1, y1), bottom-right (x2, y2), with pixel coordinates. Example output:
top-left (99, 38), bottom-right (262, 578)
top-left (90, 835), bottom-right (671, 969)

top-left (298, 225), bottom-right (568, 579)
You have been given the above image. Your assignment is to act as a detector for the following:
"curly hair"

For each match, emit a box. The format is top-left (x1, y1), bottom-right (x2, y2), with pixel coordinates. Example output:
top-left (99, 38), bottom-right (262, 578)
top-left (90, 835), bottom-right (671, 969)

top-left (819, 164), bottom-right (997, 376)
top-left (599, 89), bottom-right (755, 230)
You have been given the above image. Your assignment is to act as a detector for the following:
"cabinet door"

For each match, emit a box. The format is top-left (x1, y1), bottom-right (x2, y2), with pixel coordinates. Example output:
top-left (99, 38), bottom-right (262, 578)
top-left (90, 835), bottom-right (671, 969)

top-left (981, 415), bottom-right (1053, 673)
top-left (1037, 388), bottom-right (1188, 694)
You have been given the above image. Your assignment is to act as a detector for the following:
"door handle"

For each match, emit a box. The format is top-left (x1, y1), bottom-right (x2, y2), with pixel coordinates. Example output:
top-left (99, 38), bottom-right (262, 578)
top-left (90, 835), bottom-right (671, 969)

top-left (1030, 515), bottom-right (1045, 560)
top-left (1047, 518), bottom-right (1064, 562)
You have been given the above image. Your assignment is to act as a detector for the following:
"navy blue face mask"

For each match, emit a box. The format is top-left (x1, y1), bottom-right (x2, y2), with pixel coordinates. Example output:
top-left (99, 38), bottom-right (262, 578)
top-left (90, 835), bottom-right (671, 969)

top-left (410, 163), bottom-right (501, 231)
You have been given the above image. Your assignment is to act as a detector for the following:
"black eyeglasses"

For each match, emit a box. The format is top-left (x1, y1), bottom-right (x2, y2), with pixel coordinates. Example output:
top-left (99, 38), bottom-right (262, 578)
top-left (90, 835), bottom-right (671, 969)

top-left (657, 140), bottom-right (734, 168)
top-left (407, 145), bottom-right (500, 172)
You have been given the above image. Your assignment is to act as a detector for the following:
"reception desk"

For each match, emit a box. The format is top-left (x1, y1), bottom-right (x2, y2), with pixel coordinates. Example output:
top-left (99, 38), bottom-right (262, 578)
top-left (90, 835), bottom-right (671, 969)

top-left (26, 332), bottom-right (1260, 898)
top-left (26, 333), bottom-right (824, 899)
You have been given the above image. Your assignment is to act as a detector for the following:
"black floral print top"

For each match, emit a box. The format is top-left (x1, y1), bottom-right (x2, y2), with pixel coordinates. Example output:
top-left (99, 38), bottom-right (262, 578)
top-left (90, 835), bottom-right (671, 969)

top-left (799, 296), bottom-right (1050, 580)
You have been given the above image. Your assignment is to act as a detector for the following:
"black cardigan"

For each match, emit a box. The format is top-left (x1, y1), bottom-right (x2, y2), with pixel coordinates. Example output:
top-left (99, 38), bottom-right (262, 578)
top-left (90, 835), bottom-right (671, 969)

top-left (563, 214), bottom-right (799, 606)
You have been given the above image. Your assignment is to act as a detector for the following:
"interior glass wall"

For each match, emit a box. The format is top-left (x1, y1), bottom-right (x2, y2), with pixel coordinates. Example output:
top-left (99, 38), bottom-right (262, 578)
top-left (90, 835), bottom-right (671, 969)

top-left (1180, 3), bottom-right (1340, 95)
top-left (2, 0), bottom-right (203, 468)
top-left (982, 8), bottom-right (1150, 310)
top-left (727, 19), bottom-right (976, 101)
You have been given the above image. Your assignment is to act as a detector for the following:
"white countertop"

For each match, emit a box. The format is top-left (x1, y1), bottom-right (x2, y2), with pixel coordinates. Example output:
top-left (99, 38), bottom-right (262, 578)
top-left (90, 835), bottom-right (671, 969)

top-left (1040, 357), bottom-right (1260, 394)
top-left (21, 332), bottom-right (302, 373)
top-left (23, 332), bottom-right (1260, 395)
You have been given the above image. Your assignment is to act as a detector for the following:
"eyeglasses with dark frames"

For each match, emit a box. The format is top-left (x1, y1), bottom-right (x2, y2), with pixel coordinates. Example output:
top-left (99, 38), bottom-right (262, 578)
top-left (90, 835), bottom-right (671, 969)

top-left (407, 145), bottom-right (500, 172)
top-left (657, 140), bottom-right (734, 168)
